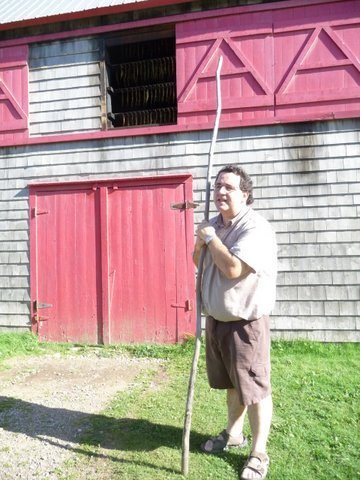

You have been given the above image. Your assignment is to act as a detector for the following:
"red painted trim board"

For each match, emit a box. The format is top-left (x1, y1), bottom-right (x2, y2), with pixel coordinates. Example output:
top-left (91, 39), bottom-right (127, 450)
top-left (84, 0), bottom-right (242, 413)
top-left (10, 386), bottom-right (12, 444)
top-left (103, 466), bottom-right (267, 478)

top-left (99, 186), bottom-right (110, 344)
top-left (4, 108), bottom-right (360, 149)
top-left (28, 173), bottom-right (193, 189)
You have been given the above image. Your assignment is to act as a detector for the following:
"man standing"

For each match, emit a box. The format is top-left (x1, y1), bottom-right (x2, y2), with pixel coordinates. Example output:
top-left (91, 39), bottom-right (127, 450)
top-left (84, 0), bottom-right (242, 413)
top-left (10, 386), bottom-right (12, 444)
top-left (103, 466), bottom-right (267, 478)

top-left (193, 165), bottom-right (277, 480)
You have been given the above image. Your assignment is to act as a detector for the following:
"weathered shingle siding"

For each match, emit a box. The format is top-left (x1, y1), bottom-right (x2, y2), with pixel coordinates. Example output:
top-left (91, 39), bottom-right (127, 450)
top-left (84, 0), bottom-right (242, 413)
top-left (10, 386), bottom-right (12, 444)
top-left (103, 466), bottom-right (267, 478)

top-left (0, 119), bottom-right (359, 340)
top-left (29, 37), bottom-right (102, 136)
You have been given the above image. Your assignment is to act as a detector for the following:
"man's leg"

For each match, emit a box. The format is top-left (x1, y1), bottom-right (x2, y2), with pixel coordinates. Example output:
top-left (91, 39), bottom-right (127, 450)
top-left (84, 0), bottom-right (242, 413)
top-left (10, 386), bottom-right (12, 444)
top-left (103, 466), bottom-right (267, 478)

top-left (241, 394), bottom-right (273, 479)
top-left (201, 388), bottom-right (247, 452)
top-left (248, 394), bottom-right (272, 453)
top-left (227, 388), bottom-right (247, 437)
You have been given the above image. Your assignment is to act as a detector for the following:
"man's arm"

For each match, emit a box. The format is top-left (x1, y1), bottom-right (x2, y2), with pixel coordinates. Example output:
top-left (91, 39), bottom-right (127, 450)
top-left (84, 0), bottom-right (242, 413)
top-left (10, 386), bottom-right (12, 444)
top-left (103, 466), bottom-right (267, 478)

top-left (207, 235), bottom-right (252, 280)
top-left (194, 221), bottom-right (253, 280)
top-left (193, 236), bottom-right (205, 267)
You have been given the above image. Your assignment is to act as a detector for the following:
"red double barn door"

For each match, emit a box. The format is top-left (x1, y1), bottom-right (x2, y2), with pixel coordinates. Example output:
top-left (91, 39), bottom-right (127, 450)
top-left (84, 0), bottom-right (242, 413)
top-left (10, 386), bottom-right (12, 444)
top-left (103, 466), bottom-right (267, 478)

top-left (29, 176), bottom-right (195, 344)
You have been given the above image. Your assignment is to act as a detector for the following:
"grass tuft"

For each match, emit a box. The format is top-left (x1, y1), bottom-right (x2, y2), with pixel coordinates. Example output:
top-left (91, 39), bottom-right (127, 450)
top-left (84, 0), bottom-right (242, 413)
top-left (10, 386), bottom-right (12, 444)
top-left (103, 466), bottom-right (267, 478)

top-left (0, 332), bottom-right (43, 363)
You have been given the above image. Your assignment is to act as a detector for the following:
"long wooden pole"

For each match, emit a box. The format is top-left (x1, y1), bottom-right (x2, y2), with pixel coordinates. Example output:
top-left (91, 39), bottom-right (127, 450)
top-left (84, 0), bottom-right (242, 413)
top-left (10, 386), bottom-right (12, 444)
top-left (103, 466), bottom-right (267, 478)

top-left (181, 56), bottom-right (223, 477)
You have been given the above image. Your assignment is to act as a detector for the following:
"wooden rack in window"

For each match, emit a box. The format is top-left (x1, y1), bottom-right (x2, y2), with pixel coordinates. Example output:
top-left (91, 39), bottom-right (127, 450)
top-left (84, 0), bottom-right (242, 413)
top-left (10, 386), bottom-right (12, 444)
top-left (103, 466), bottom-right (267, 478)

top-left (106, 38), bottom-right (177, 128)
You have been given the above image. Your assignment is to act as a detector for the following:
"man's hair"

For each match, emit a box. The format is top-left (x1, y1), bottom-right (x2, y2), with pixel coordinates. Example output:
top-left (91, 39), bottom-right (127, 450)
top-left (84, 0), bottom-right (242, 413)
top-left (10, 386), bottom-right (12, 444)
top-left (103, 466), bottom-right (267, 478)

top-left (215, 165), bottom-right (254, 205)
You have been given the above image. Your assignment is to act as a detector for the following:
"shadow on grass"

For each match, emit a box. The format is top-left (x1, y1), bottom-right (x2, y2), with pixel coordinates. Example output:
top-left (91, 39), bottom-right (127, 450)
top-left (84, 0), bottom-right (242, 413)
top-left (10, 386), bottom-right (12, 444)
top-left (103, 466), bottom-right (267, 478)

top-left (0, 396), bottom-right (243, 475)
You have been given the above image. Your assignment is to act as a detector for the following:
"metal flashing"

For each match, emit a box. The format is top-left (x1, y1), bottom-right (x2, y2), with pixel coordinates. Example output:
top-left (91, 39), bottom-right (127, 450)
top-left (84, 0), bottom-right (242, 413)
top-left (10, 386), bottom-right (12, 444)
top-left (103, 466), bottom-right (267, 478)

top-left (0, 0), bottom-right (195, 30)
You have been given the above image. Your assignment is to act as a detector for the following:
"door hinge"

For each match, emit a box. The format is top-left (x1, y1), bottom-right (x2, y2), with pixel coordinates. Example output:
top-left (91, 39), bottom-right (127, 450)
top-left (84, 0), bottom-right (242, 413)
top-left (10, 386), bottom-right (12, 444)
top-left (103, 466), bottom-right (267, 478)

top-left (32, 208), bottom-right (49, 217)
top-left (171, 299), bottom-right (193, 311)
top-left (32, 314), bottom-right (49, 324)
top-left (33, 300), bottom-right (53, 310)
top-left (170, 200), bottom-right (199, 211)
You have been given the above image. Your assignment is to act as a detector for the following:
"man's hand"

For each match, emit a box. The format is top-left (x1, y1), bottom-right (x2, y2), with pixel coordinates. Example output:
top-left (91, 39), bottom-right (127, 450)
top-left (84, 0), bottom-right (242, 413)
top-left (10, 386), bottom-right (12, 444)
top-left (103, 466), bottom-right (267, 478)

top-left (193, 221), bottom-right (215, 267)
top-left (194, 220), bottom-right (252, 279)
top-left (196, 221), bottom-right (216, 245)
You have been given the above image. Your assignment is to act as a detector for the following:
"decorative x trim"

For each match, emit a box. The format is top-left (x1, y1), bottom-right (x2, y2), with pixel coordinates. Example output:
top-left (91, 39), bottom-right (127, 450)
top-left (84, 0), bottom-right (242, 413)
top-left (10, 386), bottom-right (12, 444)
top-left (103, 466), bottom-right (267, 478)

top-left (0, 77), bottom-right (27, 121)
top-left (276, 26), bottom-right (360, 94)
top-left (178, 35), bottom-right (271, 103)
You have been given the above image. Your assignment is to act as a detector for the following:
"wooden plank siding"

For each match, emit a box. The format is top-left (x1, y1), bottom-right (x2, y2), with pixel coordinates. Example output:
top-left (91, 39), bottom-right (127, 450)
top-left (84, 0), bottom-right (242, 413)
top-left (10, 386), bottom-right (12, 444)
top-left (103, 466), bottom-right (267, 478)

top-left (28, 37), bottom-right (102, 136)
top-left (0, 118), bottom-right (359, 340)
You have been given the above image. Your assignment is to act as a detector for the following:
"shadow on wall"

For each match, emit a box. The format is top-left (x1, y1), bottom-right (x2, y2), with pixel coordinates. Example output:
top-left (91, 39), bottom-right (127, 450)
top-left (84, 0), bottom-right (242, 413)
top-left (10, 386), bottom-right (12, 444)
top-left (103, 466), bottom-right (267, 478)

top-left (281, 123), bottom-right (320, 174)
top-left (28, 37), bottom-right (101, 69)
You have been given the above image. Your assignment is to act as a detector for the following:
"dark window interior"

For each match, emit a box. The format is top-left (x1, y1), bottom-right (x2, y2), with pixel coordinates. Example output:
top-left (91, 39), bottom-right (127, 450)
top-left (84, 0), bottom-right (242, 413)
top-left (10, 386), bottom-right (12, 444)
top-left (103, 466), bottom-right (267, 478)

top-left (106, 28), bottom-right (177, 128)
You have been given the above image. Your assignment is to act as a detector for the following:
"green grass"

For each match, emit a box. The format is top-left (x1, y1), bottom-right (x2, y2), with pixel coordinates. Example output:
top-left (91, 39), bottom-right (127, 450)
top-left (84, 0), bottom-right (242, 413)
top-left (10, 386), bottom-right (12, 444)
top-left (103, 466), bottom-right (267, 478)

top-left (0, 332), bottom-right (100, 363)
top-left (0, 332), bottom-right (49, 364)
top-left (0, 333), bottom-right (359, 479)
top-left (0, 332), bottom-right (150, 366)
top-left (63, 340), bottom-right (359, 480)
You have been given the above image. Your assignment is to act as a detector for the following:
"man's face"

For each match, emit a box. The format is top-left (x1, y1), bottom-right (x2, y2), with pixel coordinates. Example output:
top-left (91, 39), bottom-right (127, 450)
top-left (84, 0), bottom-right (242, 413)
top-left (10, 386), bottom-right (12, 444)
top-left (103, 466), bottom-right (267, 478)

top-left (214, 171), bottom-right (249, 219)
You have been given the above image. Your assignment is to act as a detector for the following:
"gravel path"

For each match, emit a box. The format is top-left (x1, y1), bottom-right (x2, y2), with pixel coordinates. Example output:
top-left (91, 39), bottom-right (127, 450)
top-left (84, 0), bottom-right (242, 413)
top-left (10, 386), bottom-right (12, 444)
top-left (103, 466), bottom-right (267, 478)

top-left (0, 352), bottom-right (159, 479)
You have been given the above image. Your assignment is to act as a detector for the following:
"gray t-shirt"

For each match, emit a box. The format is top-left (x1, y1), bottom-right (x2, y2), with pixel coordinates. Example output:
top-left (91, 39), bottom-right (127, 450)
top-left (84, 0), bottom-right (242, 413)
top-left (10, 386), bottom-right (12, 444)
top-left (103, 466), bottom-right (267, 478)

top-left (201, 206), bottom-right (277, 322)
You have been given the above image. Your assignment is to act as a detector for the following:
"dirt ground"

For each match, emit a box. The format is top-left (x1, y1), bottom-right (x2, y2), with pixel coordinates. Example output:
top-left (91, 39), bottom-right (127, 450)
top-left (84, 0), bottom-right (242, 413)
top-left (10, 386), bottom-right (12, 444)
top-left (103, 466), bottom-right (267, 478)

top-left (0, 350), bottom-right (160, 479)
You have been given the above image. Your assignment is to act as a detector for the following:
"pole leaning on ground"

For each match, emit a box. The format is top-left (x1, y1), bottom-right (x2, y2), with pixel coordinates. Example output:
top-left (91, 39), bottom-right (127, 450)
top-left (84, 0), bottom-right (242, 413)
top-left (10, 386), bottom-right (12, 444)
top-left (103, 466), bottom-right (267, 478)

top-left (181, 56), bottom-right (223, 477)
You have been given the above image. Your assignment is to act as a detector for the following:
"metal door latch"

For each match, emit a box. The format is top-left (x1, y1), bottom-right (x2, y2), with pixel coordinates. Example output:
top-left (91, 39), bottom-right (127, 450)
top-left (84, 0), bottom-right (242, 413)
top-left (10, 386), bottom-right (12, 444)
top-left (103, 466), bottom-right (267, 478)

top-left (171, 299), bottom-right (193, 311)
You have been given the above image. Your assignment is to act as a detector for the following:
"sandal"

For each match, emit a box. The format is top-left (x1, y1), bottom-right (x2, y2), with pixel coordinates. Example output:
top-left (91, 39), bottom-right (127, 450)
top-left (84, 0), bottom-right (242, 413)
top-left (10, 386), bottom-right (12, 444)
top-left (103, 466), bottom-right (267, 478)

top-left (201, 429), bottom-right (248, 453)
top-left (240, 451), bottom-right (269, 479)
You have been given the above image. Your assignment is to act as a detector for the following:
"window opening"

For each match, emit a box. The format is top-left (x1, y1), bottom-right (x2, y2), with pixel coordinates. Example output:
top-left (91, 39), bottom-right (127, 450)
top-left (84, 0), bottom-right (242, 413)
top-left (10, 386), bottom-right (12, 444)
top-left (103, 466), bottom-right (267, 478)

top-left (106, 28), bottom-right (176, 128)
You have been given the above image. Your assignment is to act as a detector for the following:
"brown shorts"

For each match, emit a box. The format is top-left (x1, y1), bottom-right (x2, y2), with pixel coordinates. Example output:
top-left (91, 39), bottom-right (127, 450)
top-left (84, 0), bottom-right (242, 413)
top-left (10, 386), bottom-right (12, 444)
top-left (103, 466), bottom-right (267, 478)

top-left (205, 315), bottom-right (271, 406)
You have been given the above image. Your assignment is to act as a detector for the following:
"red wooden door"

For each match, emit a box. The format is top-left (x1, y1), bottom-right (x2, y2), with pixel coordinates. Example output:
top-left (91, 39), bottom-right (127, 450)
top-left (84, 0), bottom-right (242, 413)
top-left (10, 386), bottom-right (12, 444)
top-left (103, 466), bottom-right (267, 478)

top-left (107, 178), bottom-right (195, 343)
top-left (30, 176), bottom-right (195, 344)
top-left (31, 187), bottom-right (100, 343)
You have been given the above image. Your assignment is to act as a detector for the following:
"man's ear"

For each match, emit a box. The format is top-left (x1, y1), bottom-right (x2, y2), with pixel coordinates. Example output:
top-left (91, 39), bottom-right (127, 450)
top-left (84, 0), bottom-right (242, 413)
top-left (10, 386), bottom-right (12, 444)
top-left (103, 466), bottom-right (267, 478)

top-left (242, 191), bottom-right (249, 202)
